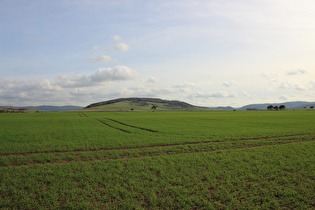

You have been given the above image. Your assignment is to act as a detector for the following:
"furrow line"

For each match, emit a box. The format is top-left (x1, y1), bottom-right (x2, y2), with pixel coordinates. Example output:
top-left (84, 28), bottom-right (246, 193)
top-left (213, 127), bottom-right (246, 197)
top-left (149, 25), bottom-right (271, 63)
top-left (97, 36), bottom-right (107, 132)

top-left (2, 139), bottom-right (314, 168)
top-left (105, 118), bottom-right (158, 132)
top-left (96, 119), bottom-right (131, 133)
top-left (1, 133), bottom-right (314, 157)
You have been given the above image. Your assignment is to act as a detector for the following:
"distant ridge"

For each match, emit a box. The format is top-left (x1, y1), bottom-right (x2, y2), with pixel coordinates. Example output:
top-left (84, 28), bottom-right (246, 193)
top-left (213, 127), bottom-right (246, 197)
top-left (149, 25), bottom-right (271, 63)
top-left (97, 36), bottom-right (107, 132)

top-left (86, 97), bottom-right (199, 109)
top-left (239, 101), bottom-right (315, 110)
top-left (23, 105), bottom-right (83, 112)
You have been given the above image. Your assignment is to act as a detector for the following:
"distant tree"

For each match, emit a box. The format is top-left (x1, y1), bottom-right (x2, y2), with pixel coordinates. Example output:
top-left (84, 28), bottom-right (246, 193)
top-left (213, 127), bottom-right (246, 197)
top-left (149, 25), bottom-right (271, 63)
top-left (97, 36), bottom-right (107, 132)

top-left (267, 105), bottom-right (274, 110)
top-left (151, 105), bottom-right (157, 111)
top-left (310, 106), bottom-right (314, 110)
top-left (131, 108), bottom-right (134, 111)
top-left (279, 105), bottom-right (286, 110)
top-left (274, 106), bottom-right (279, 111)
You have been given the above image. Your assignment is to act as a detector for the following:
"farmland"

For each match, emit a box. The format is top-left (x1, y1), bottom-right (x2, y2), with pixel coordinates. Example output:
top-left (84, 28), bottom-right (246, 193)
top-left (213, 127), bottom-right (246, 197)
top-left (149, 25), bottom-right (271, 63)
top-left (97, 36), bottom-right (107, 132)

top-left (1, 110), bottom-right (315, 209)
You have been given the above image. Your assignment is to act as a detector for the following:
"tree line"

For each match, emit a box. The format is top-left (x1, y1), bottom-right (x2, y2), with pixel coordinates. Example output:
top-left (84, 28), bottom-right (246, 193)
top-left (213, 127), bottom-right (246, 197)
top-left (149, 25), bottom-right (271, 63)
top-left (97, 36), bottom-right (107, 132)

top-left (267, 105), bottom-right (286, 111)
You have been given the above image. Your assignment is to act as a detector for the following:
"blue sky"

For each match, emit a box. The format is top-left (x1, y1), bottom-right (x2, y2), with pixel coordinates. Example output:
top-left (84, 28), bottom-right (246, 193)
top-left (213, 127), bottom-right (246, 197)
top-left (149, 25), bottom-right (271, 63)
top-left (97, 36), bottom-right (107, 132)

top-left (1, 0), bottom-right (315, 107)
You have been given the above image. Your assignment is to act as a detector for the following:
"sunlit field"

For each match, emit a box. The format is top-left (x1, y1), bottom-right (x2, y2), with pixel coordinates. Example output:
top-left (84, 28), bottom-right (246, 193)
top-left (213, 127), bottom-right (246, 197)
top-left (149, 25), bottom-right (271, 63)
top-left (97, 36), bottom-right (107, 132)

top-left (1, 110), bottom-right (315, 209)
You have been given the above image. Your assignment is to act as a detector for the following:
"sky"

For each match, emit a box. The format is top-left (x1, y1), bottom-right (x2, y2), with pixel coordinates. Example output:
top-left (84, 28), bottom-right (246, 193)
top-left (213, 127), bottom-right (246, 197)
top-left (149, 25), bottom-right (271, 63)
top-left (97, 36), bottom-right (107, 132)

top-left (1, 0), bottom-right (315, 107)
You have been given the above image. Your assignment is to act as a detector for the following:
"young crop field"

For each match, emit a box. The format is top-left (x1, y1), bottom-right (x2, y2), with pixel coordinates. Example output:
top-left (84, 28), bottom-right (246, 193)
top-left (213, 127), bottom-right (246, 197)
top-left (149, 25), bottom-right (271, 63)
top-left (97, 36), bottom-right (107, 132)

top-left (1, 110), bottom-right (315, 209)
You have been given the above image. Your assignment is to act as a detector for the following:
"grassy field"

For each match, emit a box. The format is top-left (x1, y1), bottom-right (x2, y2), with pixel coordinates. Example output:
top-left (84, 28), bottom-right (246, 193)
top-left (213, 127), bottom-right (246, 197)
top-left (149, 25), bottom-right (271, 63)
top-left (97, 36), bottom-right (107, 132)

top-left (1, 110), bottom-right (315, 209)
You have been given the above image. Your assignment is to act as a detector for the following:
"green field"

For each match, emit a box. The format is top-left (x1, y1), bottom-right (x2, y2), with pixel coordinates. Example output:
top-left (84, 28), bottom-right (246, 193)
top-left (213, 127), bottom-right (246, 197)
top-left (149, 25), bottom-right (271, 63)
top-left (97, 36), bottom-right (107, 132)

top-left (1, 110), bottom-right (315, 209)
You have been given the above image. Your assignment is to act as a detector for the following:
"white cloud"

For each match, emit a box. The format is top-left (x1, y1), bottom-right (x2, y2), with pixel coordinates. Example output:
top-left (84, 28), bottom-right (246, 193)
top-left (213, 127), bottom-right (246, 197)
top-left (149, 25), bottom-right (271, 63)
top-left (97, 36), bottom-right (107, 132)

top-left (262, 72), bottom-right (280, 83)
top-left (223, 80), bottom-right (237, 87)
top-left (93, 42), bottom-right (129, 52)
top-left (203, 73), bottom-right (212, 78)
top-left (146, 77), bottom-right (160, 83)
top-left (173, 82), bottom-right (196, 88)
top-left (56, 74), bottom-right (90, 88)
top-left (2, 78), bottom-right (61, 92)
top-left (279, 81), bottom-right (305, 90)
top-left (90, 66), bottom-right (137, 82)
top-left (0, 78), bottom-right (64, 105)
top-left (190, 91), bottom-right (235, 99)
top-left (110, 43), bottom-right (129, 52)
top-left (90, 55), bottom-right (114, 63)
top-left (279, 95), bottom-right (289, 101)
top-left (56, 66), bottom-right (137, 88)
top-left (287, 69), bottom-right (308, 75)
top-left (0, 66), bottom-right (138, 106)
top-left (92, 45), bottom-right (101, 51)
top-left (113, 35), bottom-right (122, 41)
top-left (308, 80), bottom-right (315, 90)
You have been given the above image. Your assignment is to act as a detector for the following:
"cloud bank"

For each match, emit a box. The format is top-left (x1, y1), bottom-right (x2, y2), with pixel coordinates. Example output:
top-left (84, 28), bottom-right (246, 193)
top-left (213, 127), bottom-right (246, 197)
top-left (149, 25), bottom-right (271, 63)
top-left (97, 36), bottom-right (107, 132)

top-left (287, 69), bottom-right (308, 75)
top-left (56, 66), bottom-right (137, 88)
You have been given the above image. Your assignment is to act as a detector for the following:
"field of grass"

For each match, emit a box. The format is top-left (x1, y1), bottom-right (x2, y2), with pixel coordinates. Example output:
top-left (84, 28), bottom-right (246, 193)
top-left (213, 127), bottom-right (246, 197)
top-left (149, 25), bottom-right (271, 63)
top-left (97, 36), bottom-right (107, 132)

top-left (1, 110), bottom-right (315, 208)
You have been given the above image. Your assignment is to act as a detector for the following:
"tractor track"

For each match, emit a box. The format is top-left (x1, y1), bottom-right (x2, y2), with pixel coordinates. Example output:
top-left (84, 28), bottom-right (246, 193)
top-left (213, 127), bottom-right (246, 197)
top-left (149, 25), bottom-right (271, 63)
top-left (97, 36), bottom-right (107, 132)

top-left (96, 119), bottom-right (131, 133)
top-left (1, 139), bottom-right (314, 167)
top-left (80, 113), bottom-right (157, 133)
top-left (105, 118), bottom-right (158, 132)
top-left (1, 133), bottom-right (314, 157)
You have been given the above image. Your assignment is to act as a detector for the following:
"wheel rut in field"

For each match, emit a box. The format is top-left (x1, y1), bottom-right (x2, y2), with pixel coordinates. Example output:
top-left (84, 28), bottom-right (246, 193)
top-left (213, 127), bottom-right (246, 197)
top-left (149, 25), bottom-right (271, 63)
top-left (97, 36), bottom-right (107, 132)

top-left (96, 119), bottom-right (131, 133)
top-left (79, 114), bottom-right (156, 133)
top-left (1, 135), bottom-right (315, 167)
top-left (105, 118), bottom-right (158, 133)
top-left (1, 133), bottom-right (314, 157)
top-left (1, 139), bottom-right (314, 167)
top-left (78, 113), bottom-right (88, 117)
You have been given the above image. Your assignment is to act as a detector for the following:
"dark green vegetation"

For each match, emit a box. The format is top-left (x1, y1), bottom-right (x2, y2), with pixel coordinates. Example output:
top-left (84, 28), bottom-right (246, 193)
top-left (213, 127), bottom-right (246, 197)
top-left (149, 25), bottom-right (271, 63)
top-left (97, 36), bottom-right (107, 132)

top-left (1, 111), bottom-right (315, 209)
top-left (84, 97), bottom-right (210, 112)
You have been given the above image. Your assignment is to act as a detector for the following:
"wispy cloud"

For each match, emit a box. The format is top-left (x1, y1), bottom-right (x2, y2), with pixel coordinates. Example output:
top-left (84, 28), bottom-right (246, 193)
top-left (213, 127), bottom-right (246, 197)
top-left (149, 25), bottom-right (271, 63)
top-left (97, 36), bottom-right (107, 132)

top-left (113, 35), bottom-right (122, 41)
top-left (90, 55), bottom-right (115, 63)
top-left (287, 69), bottom-right (308, 75)
top-left (109, 43), bottom-right (129, 52)
top-left (262, 72), bottom-right (280, 83)
top-left (223, 80), bottom-right (237, 87)
top-left (308, 80), bottom-right (315, 90)
top-left (190, 91), bottom-right (235, 99)
top-left (279, 81), bottom-right (305, 90)
top-left (146, 77), bottom-right (160, 83)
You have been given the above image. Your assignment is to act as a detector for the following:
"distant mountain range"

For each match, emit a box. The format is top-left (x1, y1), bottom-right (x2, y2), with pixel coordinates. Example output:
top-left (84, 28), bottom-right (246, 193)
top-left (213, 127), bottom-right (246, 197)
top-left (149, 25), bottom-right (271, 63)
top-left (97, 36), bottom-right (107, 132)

top-left (86, 98), bottom-right (315, 111)
top-left (239, 101), bottom-right (315, 110)
top-left (1, 99), bottom-right (314, 112)
top-left (23, 105), bottom-right (83, 112)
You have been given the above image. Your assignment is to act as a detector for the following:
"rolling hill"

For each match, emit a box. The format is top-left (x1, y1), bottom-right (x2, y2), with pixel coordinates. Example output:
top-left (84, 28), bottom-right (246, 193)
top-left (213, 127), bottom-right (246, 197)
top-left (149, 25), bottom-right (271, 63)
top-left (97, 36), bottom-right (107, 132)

top-left (84, 97), bottom-right (210, 112)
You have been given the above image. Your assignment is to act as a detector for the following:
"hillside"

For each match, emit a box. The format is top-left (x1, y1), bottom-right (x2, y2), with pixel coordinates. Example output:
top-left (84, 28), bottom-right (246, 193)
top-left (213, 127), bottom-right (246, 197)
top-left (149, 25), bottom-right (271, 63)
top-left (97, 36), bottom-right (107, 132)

top-left (85, 97), bottom-right (209, 112)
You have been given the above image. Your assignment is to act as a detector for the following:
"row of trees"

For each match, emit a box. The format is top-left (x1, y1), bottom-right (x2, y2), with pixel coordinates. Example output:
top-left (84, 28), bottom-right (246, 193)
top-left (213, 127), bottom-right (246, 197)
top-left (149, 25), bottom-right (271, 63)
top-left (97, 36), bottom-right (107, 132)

top-left (267, 105), bottom-right (315, 110)
top-left (267, 105), bottom-right (286, 111)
